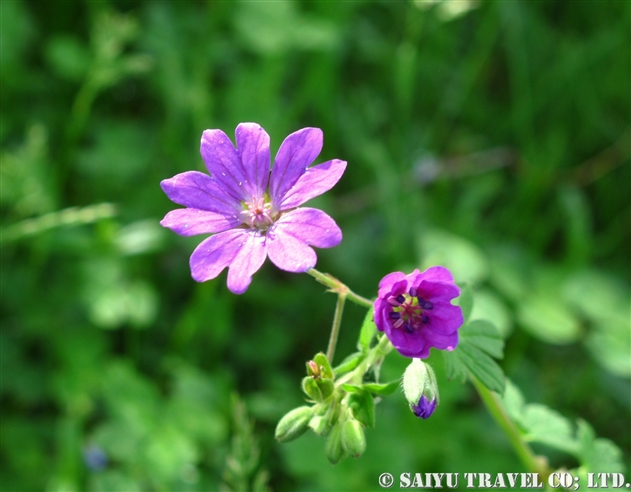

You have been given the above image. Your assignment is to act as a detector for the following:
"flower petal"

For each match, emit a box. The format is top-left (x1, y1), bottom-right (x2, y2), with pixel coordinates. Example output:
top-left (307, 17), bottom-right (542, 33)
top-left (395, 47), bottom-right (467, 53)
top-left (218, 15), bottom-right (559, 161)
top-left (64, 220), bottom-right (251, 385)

top-left (417, 279), bottom-right (461, 303)
top-left (226, 231), bottom-right (267, 294)
top-left (160, 208), bottom-right (241, 236)
top-left (235, 123), bottom-right (270, 201)
top-left (377, 271), bottom-right (408, 298)
top-left (200, 129), bottom-right (249, 201)
top-left (425, 303), bottom-right (464, 334)
top-left (266, 208), bottom-right (341, 272)
top-left (189, 229), bottom-right (248, 283)
top-left (278, 159), bottom-right (347, 210)
top-left (160, 171), bottom-right (240, 215)
top-left (418, 266), bottom-right (455, 284)
top-left (270, 127), bottom-right (323, 207)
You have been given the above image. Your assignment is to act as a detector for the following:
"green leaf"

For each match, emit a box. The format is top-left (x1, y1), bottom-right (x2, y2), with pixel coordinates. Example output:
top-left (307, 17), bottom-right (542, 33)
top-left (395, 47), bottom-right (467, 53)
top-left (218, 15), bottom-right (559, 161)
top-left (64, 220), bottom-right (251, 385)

top-left (342, 380), bottom-right (400, 396)
top-left (522, 404), bottom-right (577, 454)
top-left (348, 389), bottom-right (375, 429)
top-left (456, 343), bottom-right (505, 394)
top-left (443, 319), bottom-right (506, 394)
top-left (358, 307), bottom-right (376, 353)
top-left (463, 319), bottom-right (504, 359)
top-left (333, 352), bottom-right (362, 376)
top-left (576, 420), bottom-right (625, 473)
top-left (517, 295), bottom-right (580, 344)
top-left (454, 282), bottom-right (473, 322)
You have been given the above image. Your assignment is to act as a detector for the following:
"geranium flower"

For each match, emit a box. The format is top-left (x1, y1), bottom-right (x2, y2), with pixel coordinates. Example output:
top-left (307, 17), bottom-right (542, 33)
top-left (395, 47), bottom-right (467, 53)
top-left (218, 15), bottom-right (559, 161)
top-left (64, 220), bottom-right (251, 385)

top-left (374, 267), bottom-right (463, 358)
top-left (160, 123), bottom-right (346, 294)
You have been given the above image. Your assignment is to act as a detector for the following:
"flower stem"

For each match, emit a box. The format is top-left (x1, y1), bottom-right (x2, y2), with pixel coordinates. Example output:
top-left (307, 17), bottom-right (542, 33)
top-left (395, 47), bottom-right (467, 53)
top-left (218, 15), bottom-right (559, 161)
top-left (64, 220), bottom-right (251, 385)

top-left (306, 269), bottom-right (373, 308)
top-left (326, 294), bottom-right (346, 364)
top-left (470, 376), bottom-right (550, 479)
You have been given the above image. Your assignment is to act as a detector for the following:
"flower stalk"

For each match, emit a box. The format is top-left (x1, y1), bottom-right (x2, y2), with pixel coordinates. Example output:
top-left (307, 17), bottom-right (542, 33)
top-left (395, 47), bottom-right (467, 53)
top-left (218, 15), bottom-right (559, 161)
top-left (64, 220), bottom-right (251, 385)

top-left (471, 375), bottom-right (551, 479)
top-left (326, 293), bottom-right (347, 364)
top-left (306, 269), bottom-right (373, 308)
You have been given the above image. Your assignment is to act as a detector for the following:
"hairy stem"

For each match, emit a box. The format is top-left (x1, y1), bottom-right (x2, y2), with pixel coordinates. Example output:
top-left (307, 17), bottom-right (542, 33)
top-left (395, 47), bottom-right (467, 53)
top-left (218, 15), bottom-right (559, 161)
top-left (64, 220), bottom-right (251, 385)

top-left (326, 294), bottom-right (346, 364)
top-left (306, 268), bottom-right (373, 308)
top-left (471, 376), bottom-right (550, 479)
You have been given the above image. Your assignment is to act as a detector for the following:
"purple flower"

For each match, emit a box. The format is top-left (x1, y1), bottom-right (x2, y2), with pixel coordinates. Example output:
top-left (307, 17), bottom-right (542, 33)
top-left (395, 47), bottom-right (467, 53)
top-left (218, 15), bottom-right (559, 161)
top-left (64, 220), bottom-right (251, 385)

top-left (373, 267), bottom-right (464, 358)
top-left (160, 123), bottom-right (346, 294)
top-left (412, 395), bottom-right (437, 419)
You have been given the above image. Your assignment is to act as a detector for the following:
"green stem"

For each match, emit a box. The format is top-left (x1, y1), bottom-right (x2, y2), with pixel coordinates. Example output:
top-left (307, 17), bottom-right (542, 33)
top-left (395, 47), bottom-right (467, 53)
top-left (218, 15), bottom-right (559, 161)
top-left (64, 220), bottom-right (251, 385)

top-left (326, 294), bottom-right (346, 364)
top-left (339, 334), bottom-right (393, 386)
top-left (471, 376), bottom-right (550, 478)
top-left (306, 269), bottom-right (373, 308)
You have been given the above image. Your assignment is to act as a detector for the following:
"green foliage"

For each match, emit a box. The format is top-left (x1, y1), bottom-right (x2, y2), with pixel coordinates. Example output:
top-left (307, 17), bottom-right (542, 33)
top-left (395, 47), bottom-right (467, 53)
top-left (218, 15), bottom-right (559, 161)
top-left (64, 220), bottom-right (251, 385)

top-left (1, 0), bottom-right (629, 490)
top-left (444, 319), bottom-right (506, 394)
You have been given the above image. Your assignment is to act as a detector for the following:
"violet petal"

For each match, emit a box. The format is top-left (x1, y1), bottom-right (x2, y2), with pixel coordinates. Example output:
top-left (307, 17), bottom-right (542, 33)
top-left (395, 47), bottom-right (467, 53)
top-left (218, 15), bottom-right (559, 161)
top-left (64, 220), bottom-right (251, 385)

top-left (270, 128), bottom-right (323, 207)
top-left (160, 208), bottom-right (241, 236)
top-left (278, 159), bottom-right (347, 210)
top-left (160, 171), bottom-right (240, 215)
top-left (266, 208), bottom-right (341, 272)
top-left (235, 123), bottom-right (270, 201)
top-left (226, 231), bottom-right (268, 294)
top-left (189, 229), bottom-right (250, 283)
top-left (200, 129), bottom-right (249, 202)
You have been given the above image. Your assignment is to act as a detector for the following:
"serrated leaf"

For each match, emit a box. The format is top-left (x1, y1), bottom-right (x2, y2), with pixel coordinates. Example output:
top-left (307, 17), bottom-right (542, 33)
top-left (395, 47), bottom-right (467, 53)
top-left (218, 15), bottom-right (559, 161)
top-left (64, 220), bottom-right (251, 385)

top-left (443, 350), bottom-right (468, 384)
top-left (358, 307), bottom-right (376, 353)
top-left (457, 343), bottom-right (505, 394)
top-left (462, 319), bottom-right (504, 359)
top-left (333, 352), bottom-right (362, 376)
top-left (454, 282), bottom-right (473, 321)
top-left (443, 319), bottom-right (505, 394)
top-left (576, 420), bottom-right (625, 473)
top-left (522, 404), bottom-right (577, 454)
top-left (501, 379), bottom-right (526, 428)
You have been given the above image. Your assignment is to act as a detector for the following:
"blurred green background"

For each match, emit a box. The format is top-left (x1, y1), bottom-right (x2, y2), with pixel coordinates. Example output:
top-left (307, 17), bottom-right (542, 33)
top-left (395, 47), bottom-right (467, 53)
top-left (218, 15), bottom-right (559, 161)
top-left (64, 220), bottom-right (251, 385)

top-left (1, 0), bottom-right (629, 490)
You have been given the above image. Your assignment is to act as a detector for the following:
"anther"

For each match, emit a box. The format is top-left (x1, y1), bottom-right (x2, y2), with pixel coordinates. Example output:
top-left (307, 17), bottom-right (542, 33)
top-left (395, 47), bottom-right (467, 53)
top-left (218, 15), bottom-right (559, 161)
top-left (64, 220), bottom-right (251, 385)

top-left (409, 287), bottom-right (418, 297)
top-left (421, 315), bottom-right (430, 324)
top-left (389, 312), bottom-right (401, 320)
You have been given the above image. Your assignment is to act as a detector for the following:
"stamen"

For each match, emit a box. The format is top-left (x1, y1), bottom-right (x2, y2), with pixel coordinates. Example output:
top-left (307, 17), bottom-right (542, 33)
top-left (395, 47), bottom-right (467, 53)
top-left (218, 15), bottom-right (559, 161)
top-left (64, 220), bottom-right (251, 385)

top-left (389, 312), bottom-right (401, 320)
top-left (418, 298), bottom-right (433, 310)
top-left (409, 287), bottom-right (418, 297)
top-left (396, 295), bottom-right (405, 304)
top-left (403, 323), bottom-right (414, 334)
top-left (393, 318), bottom-right (404, 329)
top-left (421, 315), bottom-right (430, 324)
top-left (387, 297), bottom-right (402, 307)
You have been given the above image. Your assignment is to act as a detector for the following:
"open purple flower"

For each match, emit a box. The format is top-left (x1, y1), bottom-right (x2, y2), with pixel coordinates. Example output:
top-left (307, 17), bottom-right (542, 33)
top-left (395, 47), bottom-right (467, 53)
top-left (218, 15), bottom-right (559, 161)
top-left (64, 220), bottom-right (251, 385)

top-left (160, 123), bottom-right (346, 294)
top-left (374, 267), bottom-right (464, 358)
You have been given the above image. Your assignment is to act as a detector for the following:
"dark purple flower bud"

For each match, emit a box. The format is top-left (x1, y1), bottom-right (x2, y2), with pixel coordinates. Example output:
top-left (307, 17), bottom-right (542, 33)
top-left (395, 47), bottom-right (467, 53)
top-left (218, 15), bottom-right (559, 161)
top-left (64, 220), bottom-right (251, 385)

top-left (412, 395), bottom-right (437, 419)
top-left (373, 267), bottom-right (464, 359)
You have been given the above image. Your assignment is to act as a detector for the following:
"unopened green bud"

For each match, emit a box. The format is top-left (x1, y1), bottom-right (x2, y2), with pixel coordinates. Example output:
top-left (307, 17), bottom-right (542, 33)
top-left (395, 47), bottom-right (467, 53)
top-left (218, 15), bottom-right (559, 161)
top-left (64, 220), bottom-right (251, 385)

top-left (308, 415), bottom-right (331, 436)
top-left (302, 376), bottom-right (335, 402)
top-left (275, 406), bottom-right (313, 442)
top-left (341, 419), bottom-right (366, 458)
top-left (325, 423), bottom-right (347, 464)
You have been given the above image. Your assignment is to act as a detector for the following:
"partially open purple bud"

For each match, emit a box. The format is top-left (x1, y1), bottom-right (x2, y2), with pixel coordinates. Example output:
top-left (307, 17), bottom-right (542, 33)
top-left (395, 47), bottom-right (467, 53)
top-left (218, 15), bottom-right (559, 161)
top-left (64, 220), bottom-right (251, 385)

top-left (402, 358), bottom-right (440, 419)
top-left (412, 395), bottom-right (437, 419)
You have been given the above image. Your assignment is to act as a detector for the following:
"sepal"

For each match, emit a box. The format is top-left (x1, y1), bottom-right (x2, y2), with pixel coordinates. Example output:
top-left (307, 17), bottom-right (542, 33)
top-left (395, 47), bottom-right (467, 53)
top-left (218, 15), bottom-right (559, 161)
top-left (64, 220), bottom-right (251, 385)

top-left (275, 406), bottom-right (314, 442)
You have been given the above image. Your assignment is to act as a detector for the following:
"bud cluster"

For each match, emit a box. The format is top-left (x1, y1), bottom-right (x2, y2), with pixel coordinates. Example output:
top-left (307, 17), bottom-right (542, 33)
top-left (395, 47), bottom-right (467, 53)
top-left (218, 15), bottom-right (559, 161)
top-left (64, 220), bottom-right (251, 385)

top-left (275, 351), bottom-right (382, 464)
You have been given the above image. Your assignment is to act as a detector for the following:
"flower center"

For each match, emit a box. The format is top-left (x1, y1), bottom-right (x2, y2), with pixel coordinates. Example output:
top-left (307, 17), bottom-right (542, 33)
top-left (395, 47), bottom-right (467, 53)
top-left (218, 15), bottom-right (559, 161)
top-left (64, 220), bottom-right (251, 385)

top-left (387, 286), bottom-right (433, 334)
top-left (241, 196), bottom-right (278, 231)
